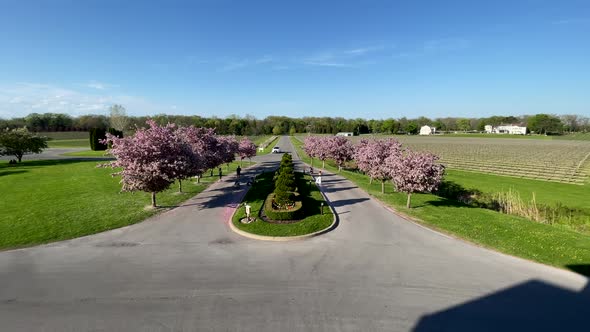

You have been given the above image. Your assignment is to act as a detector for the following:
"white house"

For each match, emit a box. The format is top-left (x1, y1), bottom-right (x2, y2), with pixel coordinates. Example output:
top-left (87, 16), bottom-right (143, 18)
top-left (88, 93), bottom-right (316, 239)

top-left (485, 125), bottom-right (527, 135)
top-left (419, 125), bottom-right (436, 135)
top-left (336, 132), bottom-right (354, 137)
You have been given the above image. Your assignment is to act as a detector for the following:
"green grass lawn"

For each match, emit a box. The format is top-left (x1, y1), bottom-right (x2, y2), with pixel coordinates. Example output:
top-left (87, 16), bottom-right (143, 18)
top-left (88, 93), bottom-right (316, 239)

top-left (0, 159), bottom-right (252, 250)
top-left (557, 133), bottom-right (590, 141)
top-left (290, 137), bottom-right (590, 275)
top-left (61, 150), bottom-right (111, 157)
top-left (37, 131), bottom-right (89, 140)
top-left (233, 172), bottom-right (333, 237)
top-left (48, 139), bottom-right (90, 148)
top-left (445, 170), bottom-right (590, 210)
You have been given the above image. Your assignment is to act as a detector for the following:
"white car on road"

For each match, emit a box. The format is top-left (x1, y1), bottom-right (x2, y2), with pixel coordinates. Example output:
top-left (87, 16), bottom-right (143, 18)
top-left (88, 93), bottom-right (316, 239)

top-left (272, 146), bottom-right (280, 153)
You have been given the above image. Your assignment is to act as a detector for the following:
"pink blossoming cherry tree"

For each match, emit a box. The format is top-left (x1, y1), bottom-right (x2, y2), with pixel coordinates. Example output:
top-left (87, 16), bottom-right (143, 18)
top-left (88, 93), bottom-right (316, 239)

top-left (386, 149), bottom-right (445, 208)
top-left (238, 137), bottom-right (257, 166)
top-left (354, 138), bottom-right (402, 193)
top-left (102, 120), bottom-right (197, 207)
top-left (326, 136), bottom-right (354, 172)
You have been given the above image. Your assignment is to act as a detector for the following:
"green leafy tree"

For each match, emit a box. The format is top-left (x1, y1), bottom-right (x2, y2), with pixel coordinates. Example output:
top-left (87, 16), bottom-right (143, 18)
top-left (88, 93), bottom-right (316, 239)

top-left (457, 118), bottom-right (471, 132)
top-left (406, 121), bottom-right (419, 134)
top-left (527, 114), bottom-right (563, 135)
top-left (272, 125), bottom-right (282, 135)
top-left (0, 128), bottom-right (48, 162)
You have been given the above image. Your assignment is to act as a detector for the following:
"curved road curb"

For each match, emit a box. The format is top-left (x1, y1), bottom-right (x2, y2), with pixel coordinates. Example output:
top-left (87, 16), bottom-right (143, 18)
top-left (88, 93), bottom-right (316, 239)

top-left (227, 178), bottom-right (339, 242)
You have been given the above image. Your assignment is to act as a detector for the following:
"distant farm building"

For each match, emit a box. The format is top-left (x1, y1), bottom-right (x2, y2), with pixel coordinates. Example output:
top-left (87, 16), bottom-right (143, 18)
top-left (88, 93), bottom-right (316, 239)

top-left (484, 125), bottom-right (527, 135)
top-left (419, 125), bottom-right (436, 135)
top-left (336, 132), bottom-right (354, 137)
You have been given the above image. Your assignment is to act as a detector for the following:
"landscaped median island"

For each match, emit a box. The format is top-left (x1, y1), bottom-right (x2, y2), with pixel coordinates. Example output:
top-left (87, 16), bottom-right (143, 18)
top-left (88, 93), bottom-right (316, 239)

top-left (290, 136), bottom-right (590, 276)
top-left (232, 154), bottom-right (333, 238)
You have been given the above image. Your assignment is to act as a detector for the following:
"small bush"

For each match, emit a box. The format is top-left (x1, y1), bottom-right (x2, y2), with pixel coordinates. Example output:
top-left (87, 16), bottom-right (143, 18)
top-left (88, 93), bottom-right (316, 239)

top-left (264, 192), bottom-right (304, 220)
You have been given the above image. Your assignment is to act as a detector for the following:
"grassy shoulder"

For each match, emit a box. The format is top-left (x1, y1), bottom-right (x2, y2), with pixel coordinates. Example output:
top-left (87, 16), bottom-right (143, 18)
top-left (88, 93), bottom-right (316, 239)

top-left (259, 136), bottom-right (279, 155)
top-left (61, 150), bottom-right (111, 157)
top-left (290, 137), bottom-right (590, 275)
top-left (0, 159), bottom-right (252, 250)
top-left (232, 172), bottom-right (333, 237)
top-left (445, 169), bottom-right (590, 210)
top-left (37, 131), bottom-right (89, 140)
top-left (48, 139), bottom-right (90, 148)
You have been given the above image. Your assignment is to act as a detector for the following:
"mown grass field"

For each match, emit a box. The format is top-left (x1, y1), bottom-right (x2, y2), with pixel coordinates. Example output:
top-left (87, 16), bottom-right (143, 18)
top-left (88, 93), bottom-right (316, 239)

top-left (290, 136), bottom-right (590, 275)
top-left (48, 139), bottom-right (90, 148)
top-left (444, 169), bottom-right (590, 210)
top-left (36, 131), bottom-right (89, 140)
top-left (0, 159), bottom-right (252, 250)
top-left (62, 150), bottom-right (111, 157)
top-left (232, 171), bottom-right (333, 237)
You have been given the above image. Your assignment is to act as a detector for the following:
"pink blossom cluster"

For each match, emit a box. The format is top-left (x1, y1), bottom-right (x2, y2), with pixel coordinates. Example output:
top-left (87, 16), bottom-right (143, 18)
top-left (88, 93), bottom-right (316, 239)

top-left (238, 138), bottom-right (257, 164)
top-left (102, 120), bottom-right (243, 206)
top-left (303, 135), bottom-right (353, 169)
top-left (304, 135), bottom-right (445, 208)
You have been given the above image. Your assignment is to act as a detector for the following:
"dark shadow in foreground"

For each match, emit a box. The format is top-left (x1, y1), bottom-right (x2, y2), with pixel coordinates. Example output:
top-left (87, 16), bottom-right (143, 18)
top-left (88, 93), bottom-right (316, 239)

top-left (567, 264), bottom-right (590, 277)
top-left (412, 280), bottom-right (590, 332)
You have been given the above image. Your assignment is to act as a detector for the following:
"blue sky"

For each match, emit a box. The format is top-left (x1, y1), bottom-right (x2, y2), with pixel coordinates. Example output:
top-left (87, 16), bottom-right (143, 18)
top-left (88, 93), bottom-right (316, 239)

top-left (0, 0), bottom-right (589, 119)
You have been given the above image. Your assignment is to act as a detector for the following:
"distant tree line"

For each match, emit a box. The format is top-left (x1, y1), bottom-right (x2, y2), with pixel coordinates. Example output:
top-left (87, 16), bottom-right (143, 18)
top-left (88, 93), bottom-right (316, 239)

top-left (1, 112), bottom-right (588, 135)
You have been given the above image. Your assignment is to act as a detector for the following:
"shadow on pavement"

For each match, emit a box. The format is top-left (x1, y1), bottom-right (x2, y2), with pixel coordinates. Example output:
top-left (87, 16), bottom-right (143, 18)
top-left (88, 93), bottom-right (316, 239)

top-left (567, 264), bottom-right (590, 277)
top-left (330, 197), bottom-right (370, 208)
top-left (322, 186), bottom-right (358, 193)
top-left (412, 280), bottom-right (590, 332)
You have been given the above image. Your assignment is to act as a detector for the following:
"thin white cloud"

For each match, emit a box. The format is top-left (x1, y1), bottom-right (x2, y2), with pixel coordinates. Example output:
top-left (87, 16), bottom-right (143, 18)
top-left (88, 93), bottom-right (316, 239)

top-left (552, 18), bottom-right (590, 25)
top-left (299, 45), bottom-right (386, 68)
top-left (302, 61), bottom-right (354, 68)
top-left (343, 45), bottom-right (385, 56)
top-left (0, 82), bottom-right (178, 118)
top-left (219, 56), bottom-right (274, 71)
top-left (220, 60), bottom-right (250, 72)
top-left (84, 81), bottom-right (119, 90)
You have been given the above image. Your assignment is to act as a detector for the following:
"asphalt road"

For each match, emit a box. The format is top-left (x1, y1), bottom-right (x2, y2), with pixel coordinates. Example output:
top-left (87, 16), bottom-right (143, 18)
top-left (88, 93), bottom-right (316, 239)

top-left (1, 136), bottom-right (589, 331)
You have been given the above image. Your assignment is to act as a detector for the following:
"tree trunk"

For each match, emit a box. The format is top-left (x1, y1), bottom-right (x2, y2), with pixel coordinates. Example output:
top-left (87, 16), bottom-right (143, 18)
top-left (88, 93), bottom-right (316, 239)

top-left (197, 174), bottom-right (201, 183)
top-left (322, 160), bottom-right (325, 168)
top-left (369, 177), bottom-right (373, 184)
top-left (406, 193), bottom-right (412, 208)
top-left (17, 154), bottom-right (23, 163)
top-left (240, 159), bottom-right (243, 167)
top-left (338, 165), bottom-right (342, 173)
top-left (151, 192), bottom-right (157, 207)
top-left (227, 163), bottom-right (230, 171)
top-left (381, 180), bottom-right (385, 194)
top-left (311, 158), bottom-right (313, 167)
top-left (178, 179), bottom-right (182, 193)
